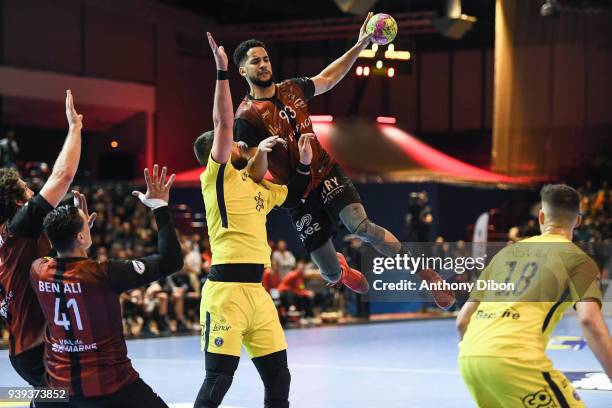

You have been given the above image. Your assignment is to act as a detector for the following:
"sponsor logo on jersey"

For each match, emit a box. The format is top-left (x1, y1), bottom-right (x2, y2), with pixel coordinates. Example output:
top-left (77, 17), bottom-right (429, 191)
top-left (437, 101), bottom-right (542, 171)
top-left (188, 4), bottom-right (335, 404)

top-left (132, 260), bottom-right (146, 275)
top-left (474, 307), bottom-right (520, 320)
top-left (267, 124), bottom-right (281, 137)
top-left (320, 176), bottom-right (345, 204)
top-left (296, 214), bottom-right (321, 242)
top-left (294, 98), bottom-right (307, 109)
top-left (522, 389), bottom-right (557, 408)
top-left (0, 289), bottom-right (13, 320)
top-left (255, 192), bottom-right (265, 212)
top-left (212, 319), bottom-right (231, 332)
top-left (51, 339), bottom-right (98, 353)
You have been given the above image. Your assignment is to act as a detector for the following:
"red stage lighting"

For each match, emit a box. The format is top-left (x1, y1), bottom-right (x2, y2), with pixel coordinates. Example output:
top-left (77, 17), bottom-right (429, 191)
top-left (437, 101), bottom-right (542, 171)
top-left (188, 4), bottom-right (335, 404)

top-left (376, 116), bottom-right (397, 124)
top-left (310, 115), bottom-right (334, 123)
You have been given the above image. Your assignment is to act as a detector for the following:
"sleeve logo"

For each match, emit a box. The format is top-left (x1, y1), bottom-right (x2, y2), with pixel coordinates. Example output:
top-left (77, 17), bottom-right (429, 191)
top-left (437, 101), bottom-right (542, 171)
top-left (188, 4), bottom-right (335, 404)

top-left (132, 260), bottom-right (146, 275)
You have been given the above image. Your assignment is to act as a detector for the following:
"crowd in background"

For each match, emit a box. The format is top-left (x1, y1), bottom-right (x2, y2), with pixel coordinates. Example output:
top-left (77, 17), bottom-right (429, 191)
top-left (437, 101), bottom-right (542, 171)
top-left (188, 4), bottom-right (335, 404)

top-left (1, 159), bottom-right (611, 344)
top-left (509, 180), bottom-right (611, 244)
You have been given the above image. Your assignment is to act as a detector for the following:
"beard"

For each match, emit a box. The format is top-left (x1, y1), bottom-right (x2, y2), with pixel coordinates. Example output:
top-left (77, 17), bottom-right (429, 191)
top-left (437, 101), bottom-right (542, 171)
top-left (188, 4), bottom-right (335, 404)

top-left (250, 73), bottom-right (274, 88)
top-left (232, 156), bottom-right (249, 170)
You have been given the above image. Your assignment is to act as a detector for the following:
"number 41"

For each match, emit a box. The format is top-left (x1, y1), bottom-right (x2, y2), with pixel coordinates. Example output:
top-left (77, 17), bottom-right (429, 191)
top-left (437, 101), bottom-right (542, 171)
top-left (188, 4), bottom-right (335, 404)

top-left (54, 298), bottom-right (83, 331)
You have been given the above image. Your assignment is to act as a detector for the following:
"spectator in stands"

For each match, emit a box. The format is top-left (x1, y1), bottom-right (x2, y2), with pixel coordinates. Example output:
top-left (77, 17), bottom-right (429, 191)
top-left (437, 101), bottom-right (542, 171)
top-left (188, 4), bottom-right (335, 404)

top-left (278, 260), bottom-right (315, 324)
top-left (272, 239), bottom-right (296, 276)
top-left (168, 258), bottom-right (200, 333)
top-left (303, 261), bottom-right (332, 317)
top-left (263, 267), bottom-right (282, 293)
top-left (143, 281), bottom-right (171, 336)
top-left (184, 239), bottom-right (202, 276)
top-left (405, 191), bottom-right (433, 242)
top-left (0, 130), bottom-right (19, 168)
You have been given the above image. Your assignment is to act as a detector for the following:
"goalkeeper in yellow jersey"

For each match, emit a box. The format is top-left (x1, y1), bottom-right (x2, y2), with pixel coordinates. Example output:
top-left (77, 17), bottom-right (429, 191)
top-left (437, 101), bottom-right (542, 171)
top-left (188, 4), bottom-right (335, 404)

top-left (457, 184), bottom-right (612, 408)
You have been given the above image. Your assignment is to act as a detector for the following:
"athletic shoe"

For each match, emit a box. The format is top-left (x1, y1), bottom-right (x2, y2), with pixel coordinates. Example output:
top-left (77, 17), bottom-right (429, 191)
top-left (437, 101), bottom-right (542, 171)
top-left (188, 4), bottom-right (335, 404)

top-left (332, 252), bottom-right (369, 294)
top-left (417, 268), bottom-right (456, 310)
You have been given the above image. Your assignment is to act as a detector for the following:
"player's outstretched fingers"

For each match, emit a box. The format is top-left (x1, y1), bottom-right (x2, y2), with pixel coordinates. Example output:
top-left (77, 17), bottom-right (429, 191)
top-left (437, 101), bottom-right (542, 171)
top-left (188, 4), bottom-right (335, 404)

top-left (207, 32), bottom-right (217, 51)
top-left (152, 164), bottom-right (159, 190)
top-left (66, 90), bottom-right (71, 111)
top-left (361, 12), bottom-right (373, 30)
top-left (164, 174), bottom-right (176, 190)
top-left (143, 168), bottom-right (152, 191)
top-left (159, 166), bottom-right (167, 187)
top-left (88, 212), bottom-right (97, 228)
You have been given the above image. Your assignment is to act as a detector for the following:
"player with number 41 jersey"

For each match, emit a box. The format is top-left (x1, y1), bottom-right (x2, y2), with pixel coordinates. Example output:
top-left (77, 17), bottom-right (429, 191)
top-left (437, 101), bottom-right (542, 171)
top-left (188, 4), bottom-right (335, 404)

top-left (30, 166), bottom-right (182, 407)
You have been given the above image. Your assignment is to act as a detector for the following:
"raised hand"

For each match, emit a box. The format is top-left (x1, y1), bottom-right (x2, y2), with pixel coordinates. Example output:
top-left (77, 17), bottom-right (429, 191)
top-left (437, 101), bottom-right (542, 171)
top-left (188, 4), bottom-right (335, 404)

top-left (132, 164), bottom-right (176, 209)
top-left (357, 12), bottom-right (374, 48)
top-left (72, 191), bottom-right (97, 228)
top-left (258, 136), bottom-right (286, 153)
top-left (65, 90), bottom-right (83, 130)
top-left (298, 133), bottom-right (315, 166)
top-left (207, 32), bottom-right (228, 71)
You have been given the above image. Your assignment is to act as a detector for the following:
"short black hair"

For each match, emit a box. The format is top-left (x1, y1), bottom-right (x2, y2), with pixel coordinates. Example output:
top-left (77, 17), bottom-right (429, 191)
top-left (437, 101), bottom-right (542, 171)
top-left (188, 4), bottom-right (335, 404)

top-left (43, 205), bottom-right (84, 252)
top-left (540, 184), bottom-right (580, 221)
top-left (194, 130), bottom-right (215, 166)
top-left (233, 39), bottom-right (267, 67)
top-left (0, 168), bottom-right (26, 224)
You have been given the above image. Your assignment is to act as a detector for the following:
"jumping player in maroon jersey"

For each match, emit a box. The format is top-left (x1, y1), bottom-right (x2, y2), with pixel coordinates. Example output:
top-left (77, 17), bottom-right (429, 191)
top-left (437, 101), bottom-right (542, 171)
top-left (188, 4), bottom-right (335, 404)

top-left (0, 90), bottom-right (83, 387)
top-left (30, 165), bottom-right (182, 407)
top-left (232, 13), bottom-right (454, 308)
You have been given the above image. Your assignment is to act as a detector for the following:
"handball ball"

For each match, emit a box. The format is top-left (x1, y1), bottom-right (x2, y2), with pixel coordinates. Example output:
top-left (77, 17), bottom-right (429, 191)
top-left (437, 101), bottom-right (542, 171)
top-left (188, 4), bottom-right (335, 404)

top-left (365, 13), bottom-right (398, 45)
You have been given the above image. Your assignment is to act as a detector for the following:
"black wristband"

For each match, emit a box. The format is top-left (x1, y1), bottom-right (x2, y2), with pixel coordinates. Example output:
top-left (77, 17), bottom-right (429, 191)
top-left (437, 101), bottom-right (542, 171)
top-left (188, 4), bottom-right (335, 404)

top-left (297, 163), bottom-right (311, 175)
top-left (217, 70), bottom-right (228, 80)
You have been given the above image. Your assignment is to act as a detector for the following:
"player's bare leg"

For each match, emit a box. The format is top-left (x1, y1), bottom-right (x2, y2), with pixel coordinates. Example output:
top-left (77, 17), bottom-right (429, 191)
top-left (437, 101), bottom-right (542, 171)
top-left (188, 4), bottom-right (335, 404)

top-left (339, 203), bottom-right (455, 309)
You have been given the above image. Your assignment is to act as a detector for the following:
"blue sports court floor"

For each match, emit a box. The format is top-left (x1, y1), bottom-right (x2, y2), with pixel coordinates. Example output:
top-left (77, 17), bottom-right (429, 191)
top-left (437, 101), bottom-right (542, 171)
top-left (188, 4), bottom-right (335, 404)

top-left (1, 316), bottom-right (610, 407)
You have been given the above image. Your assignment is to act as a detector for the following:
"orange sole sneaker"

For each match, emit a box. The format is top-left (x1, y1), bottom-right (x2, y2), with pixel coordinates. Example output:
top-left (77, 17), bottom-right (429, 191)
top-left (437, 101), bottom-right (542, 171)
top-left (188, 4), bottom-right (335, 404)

top-left (335, 252), bottom-right (369, 294)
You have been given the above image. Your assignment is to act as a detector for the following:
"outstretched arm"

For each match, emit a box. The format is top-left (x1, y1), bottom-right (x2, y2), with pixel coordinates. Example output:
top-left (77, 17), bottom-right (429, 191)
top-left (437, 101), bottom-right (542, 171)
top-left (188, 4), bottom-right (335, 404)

top-left (246, 136), bottom-right (286, 182)
top-left (207, 32), bottom-right (233, 164)
top-left (39, 90), bottom-right (83, 207)
top-left (456, 300), bottom-right (479, 341)
top-left (281, 134), bottom-right (314, 208)
top-left (576, 300), bottom-right (612, 379)
top-left (109, 165), bottom-right (182, 293)
top-left (311, 12), bottom-right (373, 96)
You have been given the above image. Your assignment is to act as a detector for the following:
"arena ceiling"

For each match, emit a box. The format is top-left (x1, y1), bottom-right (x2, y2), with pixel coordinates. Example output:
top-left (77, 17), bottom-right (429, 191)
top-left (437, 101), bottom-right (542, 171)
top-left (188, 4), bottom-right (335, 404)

top-left (159, 0), bottom-right (450, 23)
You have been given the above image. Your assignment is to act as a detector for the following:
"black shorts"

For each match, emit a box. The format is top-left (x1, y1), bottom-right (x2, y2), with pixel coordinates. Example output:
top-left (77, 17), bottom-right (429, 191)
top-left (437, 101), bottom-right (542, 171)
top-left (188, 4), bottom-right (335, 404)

top-left (291, 165), bottom-right (361, 252)
top-left (52, 378), bottom-right (168, 408)
top-left (9, 343), bottom-right (45, 387)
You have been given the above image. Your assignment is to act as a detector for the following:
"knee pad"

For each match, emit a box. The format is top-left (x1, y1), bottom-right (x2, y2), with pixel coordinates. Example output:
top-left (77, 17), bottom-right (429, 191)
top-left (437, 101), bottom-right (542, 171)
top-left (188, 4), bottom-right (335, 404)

top-left (354, 218), bottom-right (385, 245)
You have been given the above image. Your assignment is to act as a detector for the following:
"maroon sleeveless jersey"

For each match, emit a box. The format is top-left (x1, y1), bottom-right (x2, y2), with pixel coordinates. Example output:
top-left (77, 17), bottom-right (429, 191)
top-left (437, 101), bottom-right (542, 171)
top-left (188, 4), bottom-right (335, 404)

top-left (0, 222), bottom-right (50, 355)
top-left (30, 257), bottom-right (139, 397)
top-left (235, 78), bottom-right (336, 196)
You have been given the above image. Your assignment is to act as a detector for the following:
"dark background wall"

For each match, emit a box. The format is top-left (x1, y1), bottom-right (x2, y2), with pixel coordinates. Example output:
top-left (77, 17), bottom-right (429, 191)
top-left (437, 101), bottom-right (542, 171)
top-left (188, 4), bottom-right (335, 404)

top-left (1, 0), bottom-right (497, 174)
top-left (172, 182), bottom-right (537, 258)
